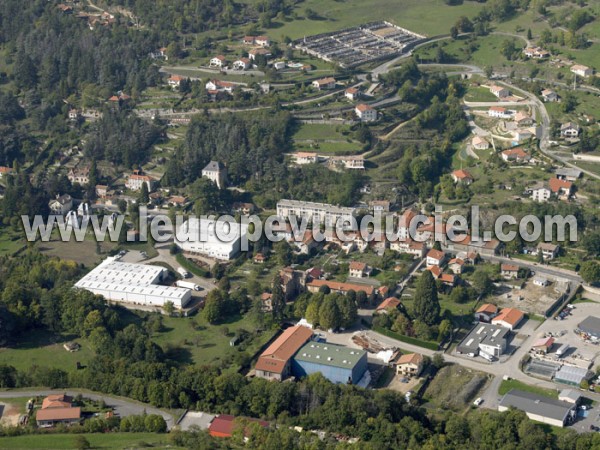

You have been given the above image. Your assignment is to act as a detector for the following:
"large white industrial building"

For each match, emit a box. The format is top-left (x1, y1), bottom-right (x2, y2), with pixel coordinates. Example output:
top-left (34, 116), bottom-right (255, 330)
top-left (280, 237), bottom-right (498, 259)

top-left (276, 199), bottom-right (358, 228)
top-left (175, 217), bottom-right (249, 260)
top-left (74, 258), bottom-right (192, 309)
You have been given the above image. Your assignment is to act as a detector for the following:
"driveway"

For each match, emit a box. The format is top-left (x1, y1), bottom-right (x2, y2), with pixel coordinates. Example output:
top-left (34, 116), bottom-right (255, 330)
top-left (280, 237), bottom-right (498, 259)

top-left (0, 390), bottom-right (176, 429)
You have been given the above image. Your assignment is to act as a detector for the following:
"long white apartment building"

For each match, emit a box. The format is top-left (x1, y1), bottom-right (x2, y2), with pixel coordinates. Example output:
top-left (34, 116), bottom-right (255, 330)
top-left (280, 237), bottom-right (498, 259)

top-left (175, 217), bottom-right (249, 260)
top-left (75, 258), bottom-right (192, 309)
top-left (276, 199), bottom-right (358, 228)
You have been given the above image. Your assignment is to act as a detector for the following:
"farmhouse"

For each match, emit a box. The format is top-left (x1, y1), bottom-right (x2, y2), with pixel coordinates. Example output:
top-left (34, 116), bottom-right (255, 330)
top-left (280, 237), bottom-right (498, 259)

top-left (471, 136), bottom-right (490, 150)
top-left (48, 194), bottom-right (73, 215)
top-left (541, 89), bottom-right (559, 102)
top-left (312, 77), bottom-right (336, 90)
top-left (209, 55), bottom-right (227, 67)
top-left (501, 147), bottom-right (530, 163)
top-left (393, 353), bottom-right (424, 377)
top-left (205, 79), bottom-right (235, 93)
top-left (451, 169), bottom-right (474, 185)
top-left (345, 87), bottom-right (361, 100)
top-left (560, 122), bottom-right (580, 138)
top-left (498, 390), bottom-right (575, 428)
top-left (489, 85), bottom-right (510, 98)
top-left (488, 106), bottom-right (512, 119)
top-left (571, 64), bottom-right (592, 77)
top-left (523, 47), bottom-right (549, 59)
top-left (255, 325), bottom-right (314, 381)
top-left (355, 103), bottom-right (378, 122)
top-left (74, 257), bottom-right (192, 309)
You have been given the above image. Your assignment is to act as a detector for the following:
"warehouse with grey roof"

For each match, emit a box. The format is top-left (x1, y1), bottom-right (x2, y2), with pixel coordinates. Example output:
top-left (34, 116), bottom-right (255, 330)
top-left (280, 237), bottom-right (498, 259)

top-left (498, 389), bottom-right (576, 427)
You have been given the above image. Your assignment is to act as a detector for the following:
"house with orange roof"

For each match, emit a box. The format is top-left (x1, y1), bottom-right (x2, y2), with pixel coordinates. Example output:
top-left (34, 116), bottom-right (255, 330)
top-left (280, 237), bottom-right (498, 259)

top-left (451, 169), bottom-right (474, 185)
top-left (501, 264), bottom-right (519, 279)
top-left (394, 353), bottom-right (424, 377)
top-left (489, 85), bottom-right (510, 98)
top-left (255, 325), bottom-right (314, 380)
top-left (472, 135), bottom-right (490, 150)
top-left (306, 279), bottom-right (377, 296)
top-left (168, 75), bottom-right (184, 89)
top-left (549, 178), bottom-right (573, 199)
top-left (390, 239), bottom-right (426, 258)
top-left (355, 103), bottom-right (377, 122)
top-left (0, 166), bottom-right (14, 179)
top-left (209, 55), bottom-right (227, 68)
top-left (474, 304), bottom-right (498, 322)
top-left (501, 147), bottom-right (530, 163)
top-left (492, 307), bottom-right (525, 330)
top-left (532, 336), bottom-right (555, 355)
top-left (312, 77), bottom-right (336, 90)
top-left (126, 170), bottom-right (154, 191)
top-left (375, 297), bottom-right (401, 314)
top-left (448, 258), bottom-right (465, 274)
top-left (488, 106), bottom-right (512, 119)
top-left (345, 87), bottom-right (361, 101)
top-left (349, 261), bottom-right (371, 278)
top-left (426, 249), bottom-right (446, 267)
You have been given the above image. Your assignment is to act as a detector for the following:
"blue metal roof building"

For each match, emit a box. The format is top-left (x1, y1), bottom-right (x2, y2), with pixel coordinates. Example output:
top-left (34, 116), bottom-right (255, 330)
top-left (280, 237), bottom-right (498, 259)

top-left (292, 342), bottom-right (368, 384)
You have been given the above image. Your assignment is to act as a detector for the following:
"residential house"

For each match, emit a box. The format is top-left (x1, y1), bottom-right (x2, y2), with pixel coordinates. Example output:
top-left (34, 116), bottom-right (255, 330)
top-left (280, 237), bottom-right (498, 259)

top-left (260, 293), bottom-right (273, 312)
top-left (68, 166), bottom-right (90, 185)
top-left (253, 253), bottom-right (266, 264)
top-left (541, 89), bottom-right (559, 102)
top-left (537, 242), bottom-right (559, 260)
top-left (209, 55), bottom-right (227, 68)
top-left (349, 261), bottom-right (371, 278)
top-left (514, 111), bottom-right (533, 126)
top-left (549, 178), bottom-right (573, 200)
top-left (560, 122), bottom-right (580, 138)
top-left (248, 48), bottom-right (272, 61)
top-left (205, 79), bottom-right (235, 93)
top-left (355, 104), bottom-right (377, 122)
top-left (168, 75), bottom-right (184, 89)
top-left (529, 183), bottom-right (551, 202)
top-left (167, 195), bottom-right (188, 207)
top-left (488, 106), bottom-right (512, 119)
top-left (396, 208), bottom-right (419, 241)
top-left (202, 161), bottom-right (227, 189)
top-left (492, 307), bottom-right (525, 330)
top-left (345, 87), bottom-right (361, 101)
top-left (451, 169), bottom-right (474, 185)
top-left (68, 109), bottom-right (80, 121)
top-left (426, 249), bottom-right (446, 267)
top-left (242, 36), bottom-right (256, 45)
top-left (294, 230), bottom-right (319, 255)
top-left (523, 47), bottom-right (549, 59)
top-left (48, 194), bottom-right (73, 215)
top-left (390, 239), bottom-right (426, 258)
top-left (328, 155), bottom-right (365, 170)
top-left (293, 152), bottom-right (319, 165)
top-left (279, 267), bottom-right (306, 300)
top-left (571, 64), bottom-right (592, 77)
top-left (95, 185), bottom-right (108, 198)
top-left (233, 58), bottom-right (252, 71)
top-left (471, 136), bottom-right (490, 150)
top-left (533, 276), bottom-right (549, 287)
top-left (305, 267), bottom-right (323, 281)
top-left (254, 36), bottom-right (270, 47)
top-left (474, 304), bottom-right (498, 323)
top-left (375, 297), bottom-right (402, 314)
top-left (501, 264), bottom-right (519, 279)
top-left (369, 200), bottom-right (391, 213)
top-left (394, 353), bottom-right (424, 377)
top-left (489, 85), bottom-right (510, 98)
top-left (36, 394), bottom-right (81, 428)
top-left (0, 166), bottom-right (14, 179)
top-left (448, 258), bottom-right (465, 274)
top-left (126, 171), bottom-right (154, 191)
top-left (312, 77), bottom-right (336, 90)
top-left (501, 147), bottom-right (530, 163)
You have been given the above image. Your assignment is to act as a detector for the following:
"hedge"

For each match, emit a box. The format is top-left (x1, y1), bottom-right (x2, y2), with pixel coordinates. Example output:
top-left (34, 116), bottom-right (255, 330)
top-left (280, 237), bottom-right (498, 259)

top-left (373, 326), bottom-right (439, 351)
top-left (175, 253), bottom-right (210, 278)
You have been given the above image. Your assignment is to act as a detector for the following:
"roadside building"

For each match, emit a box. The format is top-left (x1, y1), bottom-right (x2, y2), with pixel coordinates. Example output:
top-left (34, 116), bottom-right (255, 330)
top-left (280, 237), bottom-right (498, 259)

top-left (292, 341), bottom-right (368, 384)
top-left (537, 242), bottom-right (559, 260)
top-left (492, 307), bottom-right (525, 330)
top-left (393, 353), bottom-right (424, 377)
top-left (254, 325), bottom-right (314, 381)
top-left (498, 389), bottom-right (576, 427)
top-left (500, 264), bottom-right (519, 279)
top-left (457, 322), bottom-right (509, 357)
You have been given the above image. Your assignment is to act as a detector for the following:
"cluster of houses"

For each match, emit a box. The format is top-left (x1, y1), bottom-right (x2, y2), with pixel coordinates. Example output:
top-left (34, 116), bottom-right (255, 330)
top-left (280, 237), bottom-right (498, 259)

top-left (291, 153), bottom-right (366, 170)
top-left (527, 169), bottom-right (581, 202)
top-left (521, 45), bottom-right (593, 78)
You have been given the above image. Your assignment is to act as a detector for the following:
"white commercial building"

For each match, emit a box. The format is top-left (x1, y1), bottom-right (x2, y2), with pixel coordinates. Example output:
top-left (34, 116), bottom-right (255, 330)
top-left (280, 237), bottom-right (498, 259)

top-left (276, 199), bottom-right (358, 228)
top-left (75, 258), bottom-right (192, 309)
top-left (175, 217), bottom-right (249, 260)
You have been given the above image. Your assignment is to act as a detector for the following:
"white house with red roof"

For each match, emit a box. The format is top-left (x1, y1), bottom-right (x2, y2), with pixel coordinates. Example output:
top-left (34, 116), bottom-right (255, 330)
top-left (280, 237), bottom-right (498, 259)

top-left (209, 55), bottom-right (227, 68)
top-left (451, 169), bottom-right (474, 185)
top-left (355, 104), bottom-right (377, 122)
top-left (426, 249), bottom-right (446, 267)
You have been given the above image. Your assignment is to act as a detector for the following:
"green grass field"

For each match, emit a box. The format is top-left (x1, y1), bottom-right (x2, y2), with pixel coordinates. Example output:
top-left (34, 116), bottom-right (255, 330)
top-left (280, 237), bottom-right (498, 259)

top-left (241, 0), bottom-right (485, 39)
top-left (498, 379), bottom-right (558, 398)
top-left (0, 329), bottom-right (93, 372)
top-left (0, 433), bottom-right (177, 450)
top-left (0, 228), bottom-right (25, 256)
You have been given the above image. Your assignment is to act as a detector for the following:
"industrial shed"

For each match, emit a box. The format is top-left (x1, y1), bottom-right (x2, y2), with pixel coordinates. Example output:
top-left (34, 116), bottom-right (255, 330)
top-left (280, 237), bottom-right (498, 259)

top-left (498, 389), bottom-right (576, 428)
top-left (292, 342), bottom-right (367, 384)
top-left (75, 257), bottom-right (192, 309)
top-left (554, 365), bottom-right (592, 387)
top-left (578, 316), bottom-right (600, 339)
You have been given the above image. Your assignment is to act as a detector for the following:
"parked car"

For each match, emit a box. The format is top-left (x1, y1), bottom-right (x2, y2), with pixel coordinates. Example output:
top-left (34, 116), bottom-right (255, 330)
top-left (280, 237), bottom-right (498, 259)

top-left (473, 398), bottom-right (483, 406)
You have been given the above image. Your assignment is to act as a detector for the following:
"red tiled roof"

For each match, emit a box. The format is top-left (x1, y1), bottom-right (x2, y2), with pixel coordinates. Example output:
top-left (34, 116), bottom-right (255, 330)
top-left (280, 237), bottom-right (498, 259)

top-left (501, 264), bottom-right (519, 272)
top-left (36, 407), bottom-right (81, 422)
top-left (349, 261), bottom-right (367, 271)
top-left (376, 297), bottom-right (401, 311)
top-left (549, 178), bottom-right (573, 193)
top-left (209, 415), bottom-right (268, 438)
top-left (426, 249), bottom-right (445, 261)
top-left (396, 352), bottom-right (423, 365)
top-left (427, 266), bottom-right (442, 278)
top-left (492, 308), bottom-right (524, 327)
top-left (476, 303), bottom-right (498, 314)
top-left (452, 169), bottom-right (473, 180)
top-left (306, 279), bottom-right (375, 295)
top-left (356, 103), bottom-right (374, 112)
top-left (255, 326), bottom-right (313, 374)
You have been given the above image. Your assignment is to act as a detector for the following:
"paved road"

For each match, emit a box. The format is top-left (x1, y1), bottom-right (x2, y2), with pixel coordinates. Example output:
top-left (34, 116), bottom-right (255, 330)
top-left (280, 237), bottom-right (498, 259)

top-left (476, 253), bottom-right (582, 284)
top-left (0, 390), bottom-right (176, 429)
